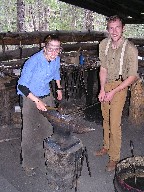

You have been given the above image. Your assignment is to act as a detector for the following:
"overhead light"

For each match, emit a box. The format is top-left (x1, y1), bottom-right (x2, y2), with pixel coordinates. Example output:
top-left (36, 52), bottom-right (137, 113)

top-left (141, 12), bottom-right (144, 15)
top-left (127, 16), bottom-right (132, 18)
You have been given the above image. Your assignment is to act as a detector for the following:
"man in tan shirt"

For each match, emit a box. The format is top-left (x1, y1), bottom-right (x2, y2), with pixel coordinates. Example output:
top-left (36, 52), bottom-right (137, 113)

top-left (95, 15), bottom-right (138, 171)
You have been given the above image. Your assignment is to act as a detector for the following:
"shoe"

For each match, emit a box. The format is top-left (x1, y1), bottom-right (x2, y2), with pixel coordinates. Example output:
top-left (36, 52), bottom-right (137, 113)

top-left (106, 160), bottom-right (118, 172)
top-left (94, 148), bottom-right (108, 156)
top-left (23, 167), bottom-right (36, 176)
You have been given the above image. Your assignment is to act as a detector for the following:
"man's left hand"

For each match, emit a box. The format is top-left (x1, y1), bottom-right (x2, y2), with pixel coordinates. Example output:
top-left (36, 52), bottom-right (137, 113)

top-left (57, 90), bottom-right (62, 100)
top-left (104, 90), bottom-right (115, 102)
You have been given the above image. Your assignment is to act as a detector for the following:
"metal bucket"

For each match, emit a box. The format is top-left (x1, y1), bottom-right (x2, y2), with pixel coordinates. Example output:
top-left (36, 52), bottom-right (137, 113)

top-left (114, 156), bottom-right (144, 192)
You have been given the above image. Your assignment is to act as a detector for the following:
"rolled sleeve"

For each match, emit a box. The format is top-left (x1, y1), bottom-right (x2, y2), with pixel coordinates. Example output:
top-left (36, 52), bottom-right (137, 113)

top-left (18, 59), bottom-right (35, 88)
top-left (127, 44), bottom-right (138, 77)
top-left (99, 39), bottom-right (107, 69)
top-left (53, 57), bottom-right (61, 80)
top-left (54, 68), bottom-right (61, 80)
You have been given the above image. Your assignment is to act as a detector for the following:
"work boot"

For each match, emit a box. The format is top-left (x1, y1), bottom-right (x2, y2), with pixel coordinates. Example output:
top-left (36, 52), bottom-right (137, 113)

top-left (94, 147), bottom-right (108, 156)
top-left (106, 160), bottom-right (118, 172)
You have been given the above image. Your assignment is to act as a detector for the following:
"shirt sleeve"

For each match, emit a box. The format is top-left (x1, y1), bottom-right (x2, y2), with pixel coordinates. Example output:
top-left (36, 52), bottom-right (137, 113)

top-left (127, 43), bottom-right (138, 77)
top-left (53, 57), bottom-right (61, 80)
top-left (99, 39), bottom-right (107, 69)
top-left (18, 57), bottom-right (36, 87)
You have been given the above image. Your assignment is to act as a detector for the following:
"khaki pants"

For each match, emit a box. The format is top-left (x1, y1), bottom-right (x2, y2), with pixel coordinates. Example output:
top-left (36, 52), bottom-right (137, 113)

top-left (101, 81), bottom-right (127, 161)
top-left (21, 94), bottom-right (55, 169)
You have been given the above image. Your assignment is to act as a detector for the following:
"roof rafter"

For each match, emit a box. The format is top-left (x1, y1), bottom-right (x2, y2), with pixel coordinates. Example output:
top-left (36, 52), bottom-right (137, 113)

top-left (59, 0), bottom-right (144, 24)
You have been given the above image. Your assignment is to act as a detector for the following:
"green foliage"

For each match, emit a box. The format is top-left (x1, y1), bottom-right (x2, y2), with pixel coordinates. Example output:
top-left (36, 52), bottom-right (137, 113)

top-left (124, 24), bottom-right (144, 38)
top-left (0, 0), bottom-right (143, 38)
top-left (0, 0), bottom-right (17, 31)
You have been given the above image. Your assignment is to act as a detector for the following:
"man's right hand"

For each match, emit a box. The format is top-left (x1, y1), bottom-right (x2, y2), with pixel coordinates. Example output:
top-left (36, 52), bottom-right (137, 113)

top-left (27, 92), bottom-right (47, 111)
top-left (34, 99), bottom-right (47, 111)
top-left (98, 90), bottom-right (106, 102)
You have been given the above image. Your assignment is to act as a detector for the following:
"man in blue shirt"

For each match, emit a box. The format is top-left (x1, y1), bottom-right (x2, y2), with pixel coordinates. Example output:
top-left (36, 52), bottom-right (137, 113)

top-left (17, 34), bottom-right (63, 176)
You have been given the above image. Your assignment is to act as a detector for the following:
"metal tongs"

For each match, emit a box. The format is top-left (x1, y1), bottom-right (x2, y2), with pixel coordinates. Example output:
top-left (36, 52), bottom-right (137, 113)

top-left (45, 106), bottom-right (58, 111)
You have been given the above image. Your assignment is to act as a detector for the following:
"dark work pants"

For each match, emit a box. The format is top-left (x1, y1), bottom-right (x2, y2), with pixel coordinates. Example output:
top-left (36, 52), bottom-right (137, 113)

top-left (21, 94), bottom-right (55, 169)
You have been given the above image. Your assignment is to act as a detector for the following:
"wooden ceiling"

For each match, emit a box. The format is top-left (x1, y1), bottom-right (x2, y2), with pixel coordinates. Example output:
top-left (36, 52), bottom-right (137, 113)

top-left (59, 0), bottom-right (144, 24)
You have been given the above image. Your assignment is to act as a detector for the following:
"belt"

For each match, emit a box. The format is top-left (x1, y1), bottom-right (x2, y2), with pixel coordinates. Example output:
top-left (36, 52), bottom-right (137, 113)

top-left (39, 93), bottom-right (50, 99)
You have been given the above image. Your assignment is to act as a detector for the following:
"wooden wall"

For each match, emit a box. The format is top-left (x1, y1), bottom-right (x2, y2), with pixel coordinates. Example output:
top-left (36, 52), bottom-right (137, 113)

top-left (0, 30), bottom-right (143, 127)
top-left (0, 30), bottom-right (144, 71)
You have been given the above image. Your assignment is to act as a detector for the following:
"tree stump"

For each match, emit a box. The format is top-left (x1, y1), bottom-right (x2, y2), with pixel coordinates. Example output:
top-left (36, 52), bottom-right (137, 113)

top-left (129, 79), bottom-right (144, 125)
top-left (44, 137), bottom-right (83, 192)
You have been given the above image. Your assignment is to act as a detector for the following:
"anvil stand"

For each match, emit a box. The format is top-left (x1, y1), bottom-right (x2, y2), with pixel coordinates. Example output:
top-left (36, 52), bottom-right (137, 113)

top-left (41, 108), bottom-right (91, 192)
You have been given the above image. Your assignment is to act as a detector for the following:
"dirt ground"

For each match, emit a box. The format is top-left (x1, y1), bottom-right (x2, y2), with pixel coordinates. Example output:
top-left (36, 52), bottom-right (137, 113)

top-left (0, 104), bottom-right (144, 192)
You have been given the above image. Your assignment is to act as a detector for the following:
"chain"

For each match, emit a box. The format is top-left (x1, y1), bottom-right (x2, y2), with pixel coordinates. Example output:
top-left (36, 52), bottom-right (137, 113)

top-left (72, 101), bottom-right (101, 116)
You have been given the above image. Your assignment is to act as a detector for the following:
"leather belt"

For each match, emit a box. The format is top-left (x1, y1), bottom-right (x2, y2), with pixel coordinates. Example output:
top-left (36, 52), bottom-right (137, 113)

top-left (39, 93), bottom-right (50, 99)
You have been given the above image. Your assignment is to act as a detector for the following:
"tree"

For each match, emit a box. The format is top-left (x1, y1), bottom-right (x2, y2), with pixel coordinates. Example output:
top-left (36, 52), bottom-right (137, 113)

top-left (84, 10), bottom-right (94, 31)
top-left (17, 0), bottom-right (25, 32)
top-left (0, 0), bottom-right (143, 38)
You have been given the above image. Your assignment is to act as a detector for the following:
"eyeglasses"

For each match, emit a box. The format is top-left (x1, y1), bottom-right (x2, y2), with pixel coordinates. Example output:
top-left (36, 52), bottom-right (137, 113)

top-left (47, 47), bottom-right (62, 53)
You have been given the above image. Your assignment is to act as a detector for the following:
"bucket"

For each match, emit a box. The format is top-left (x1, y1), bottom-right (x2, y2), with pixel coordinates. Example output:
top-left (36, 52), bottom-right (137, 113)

top-left (114, 156), bottom-right (144, 192)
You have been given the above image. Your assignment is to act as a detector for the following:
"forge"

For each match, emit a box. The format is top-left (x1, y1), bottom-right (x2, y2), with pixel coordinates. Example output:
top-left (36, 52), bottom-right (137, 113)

top-left (41, 104), bottom-right (92, 191)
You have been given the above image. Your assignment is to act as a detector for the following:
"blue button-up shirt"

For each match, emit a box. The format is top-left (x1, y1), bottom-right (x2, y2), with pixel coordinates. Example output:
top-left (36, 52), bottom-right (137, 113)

top-left (17, 50), bottom-right (61, 96)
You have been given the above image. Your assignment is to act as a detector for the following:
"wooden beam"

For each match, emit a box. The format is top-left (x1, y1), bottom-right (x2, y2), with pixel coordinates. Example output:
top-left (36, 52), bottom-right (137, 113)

top-left (138, 60), bottom-right (144, 67)
top-left (0, 31), bottom-right (107, 45)
top-left (1, 58), bottom-right (143, 70)
top-left (0, 42), bottom-right (143, 62)
top-left (138, 47), bottom-right (144, 57)
top-left (0, 47), bottom-right (40, 62)
top-left (63, 42), bottom-right (99, 52)
top-left (0, 31), bottom-right (144, 47)
top-left (0, 42), bottom-right (99, 62)
top-left (129, 39), bottom-right (144, 46)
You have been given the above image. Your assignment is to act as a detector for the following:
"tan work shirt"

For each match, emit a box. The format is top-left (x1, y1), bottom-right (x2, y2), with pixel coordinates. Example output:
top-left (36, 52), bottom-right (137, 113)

top-left (99, 37), bottom-right (138, 82)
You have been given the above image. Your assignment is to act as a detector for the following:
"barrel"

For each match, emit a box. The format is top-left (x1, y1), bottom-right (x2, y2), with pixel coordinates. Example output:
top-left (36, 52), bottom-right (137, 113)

top-left (114, 156), bottom-right (144, 192)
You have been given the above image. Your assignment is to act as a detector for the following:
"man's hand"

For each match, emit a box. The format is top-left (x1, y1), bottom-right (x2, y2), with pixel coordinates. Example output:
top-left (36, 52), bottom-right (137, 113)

top-left (34, 99), bottom-right (47, 111)
top-left (98, 90), bottom-right (106, 102)
top-left (27, 93), bottom-right (47, 111)
top-left (57, 90), bottom-right (62, 100)
top-left (104, 90), bottom-right (115, 102)
top-left (103, 76), bottom-right (138, 102)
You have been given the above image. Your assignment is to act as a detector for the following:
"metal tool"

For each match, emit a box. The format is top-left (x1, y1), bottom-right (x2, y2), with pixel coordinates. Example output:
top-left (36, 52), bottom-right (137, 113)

top-left (130, 140), bottom-right (137, 185)
top-left (71, 101), bottom-right (101, 116)
top-left (45, 106), bottom-right (58, 111)
top-left (130, 140), bottom-right (134, 157)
